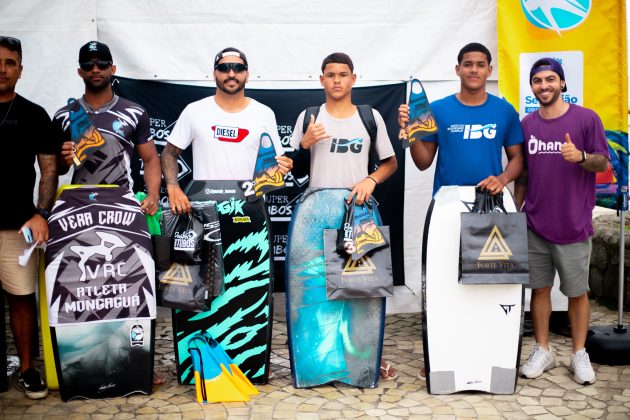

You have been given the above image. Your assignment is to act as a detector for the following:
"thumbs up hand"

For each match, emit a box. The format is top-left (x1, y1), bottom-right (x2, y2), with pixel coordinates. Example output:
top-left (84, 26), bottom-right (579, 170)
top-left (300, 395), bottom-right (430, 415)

top-left (560, 133), bottom-right (583, 163)
top-left (301, 114), bottom-right (330, 149)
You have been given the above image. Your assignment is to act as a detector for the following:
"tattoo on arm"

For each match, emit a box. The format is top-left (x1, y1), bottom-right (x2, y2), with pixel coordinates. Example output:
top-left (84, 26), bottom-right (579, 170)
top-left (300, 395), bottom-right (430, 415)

top-left (37, 154), bottom-right (59, 210)
top-left (161, 143), bottom-right (183, 186)
top-left (581, 153), bottom-right (609, 173)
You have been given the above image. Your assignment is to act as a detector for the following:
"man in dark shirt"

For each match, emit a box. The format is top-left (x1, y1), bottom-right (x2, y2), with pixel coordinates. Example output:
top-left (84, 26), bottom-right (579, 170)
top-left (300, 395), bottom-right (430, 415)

top-left (53, 41), bottom-right (160, 215)
top-left (51, 41), bottom-right (163, 385)
top-left (0, 36), bottom-right (57, 399)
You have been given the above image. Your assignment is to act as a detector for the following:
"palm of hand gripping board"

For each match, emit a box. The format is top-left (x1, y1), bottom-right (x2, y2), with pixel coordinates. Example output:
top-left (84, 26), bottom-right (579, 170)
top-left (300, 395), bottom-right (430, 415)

top-left (399, 79), bottom-right (437, 148)
top-left (241, 132), bottom-right (285, 201)
top-left (68, 98), bottom-right (106, 167)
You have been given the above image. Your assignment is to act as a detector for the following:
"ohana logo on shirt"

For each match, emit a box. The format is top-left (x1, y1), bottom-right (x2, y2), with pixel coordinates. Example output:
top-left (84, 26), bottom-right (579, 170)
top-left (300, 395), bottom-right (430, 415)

top-left (212, 125), bottom-right (250, 143)
top-left (448, 124), bottom-right (497, 140)
top-left (527, 134), bottom-right (562, 155)
top-left (329, 138), bottom-right (363, 154)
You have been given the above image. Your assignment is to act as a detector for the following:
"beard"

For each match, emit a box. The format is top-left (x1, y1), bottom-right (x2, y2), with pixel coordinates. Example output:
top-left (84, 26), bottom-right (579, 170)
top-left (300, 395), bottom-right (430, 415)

top-left (534, 88), bottom-right (562, 106)
top-left (216, 77), bottom-right (246, 95)
top-left (83, 74), bottom-right (112, 93)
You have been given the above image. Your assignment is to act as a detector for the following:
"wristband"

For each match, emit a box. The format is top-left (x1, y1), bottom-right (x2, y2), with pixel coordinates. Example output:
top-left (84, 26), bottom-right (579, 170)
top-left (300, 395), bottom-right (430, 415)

top-left (367, 176), bottom-right (378, 185)
top-left (36, 207), bottom-right (50, 220)
top-left (577, 150), bottom-right (587, 164)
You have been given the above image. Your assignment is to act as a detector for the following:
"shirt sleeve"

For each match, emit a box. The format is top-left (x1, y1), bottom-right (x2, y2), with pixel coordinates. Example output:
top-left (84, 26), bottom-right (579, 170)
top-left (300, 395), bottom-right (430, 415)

top-left (373, 109), bottom-right (395, 160)
top-left (50, 107), bottom-right (71, 153)
top-left (503, 106), bottom-right (525, 147)
top-left (166, 105), bottom-right (193, 150)
top-left (586, 111), bottom-right (610, 158)
top-left (133, 108), bottom-right (153, 145)
top-left (289, 110), bottom-right (306, 150)
top-left (32, 105), bottom-right (56, 155)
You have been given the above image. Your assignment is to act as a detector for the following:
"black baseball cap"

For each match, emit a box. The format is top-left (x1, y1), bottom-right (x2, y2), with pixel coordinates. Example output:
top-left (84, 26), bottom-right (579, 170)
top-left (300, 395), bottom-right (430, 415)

top-left (530, 57), bottom-right (567, 92)
top-left (214, 47), bottom-right (248, 69)
top-left (79, 41), bottom-right (113, 63)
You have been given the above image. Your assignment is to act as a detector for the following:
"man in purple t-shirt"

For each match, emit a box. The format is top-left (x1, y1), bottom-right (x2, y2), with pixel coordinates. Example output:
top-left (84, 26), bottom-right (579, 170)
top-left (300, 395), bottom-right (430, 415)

top-left (515, 58), bottom-right (609, 385)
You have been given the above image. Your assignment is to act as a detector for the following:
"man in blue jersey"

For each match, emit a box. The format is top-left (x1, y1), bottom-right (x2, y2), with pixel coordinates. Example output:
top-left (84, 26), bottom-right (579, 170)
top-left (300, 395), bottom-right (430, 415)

top-left (398, 43), bottom-right (524, 379)
top-left (399, 42), bottom-right (524, 196)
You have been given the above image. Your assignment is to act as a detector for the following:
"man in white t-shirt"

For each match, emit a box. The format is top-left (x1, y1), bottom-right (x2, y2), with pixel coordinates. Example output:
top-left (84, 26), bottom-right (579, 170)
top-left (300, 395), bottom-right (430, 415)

top-left (162, 47), bottom-right (293, 213)
top-left (290, 52), bottom-right (398, 380)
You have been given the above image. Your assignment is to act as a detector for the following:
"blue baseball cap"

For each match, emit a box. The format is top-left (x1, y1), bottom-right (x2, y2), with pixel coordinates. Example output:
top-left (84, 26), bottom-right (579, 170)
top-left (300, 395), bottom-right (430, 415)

top-left (529, 58), bottom-right (567, 92)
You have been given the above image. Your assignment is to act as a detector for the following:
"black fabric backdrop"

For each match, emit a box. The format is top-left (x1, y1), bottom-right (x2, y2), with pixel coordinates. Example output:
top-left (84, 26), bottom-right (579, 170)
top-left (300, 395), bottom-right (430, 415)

top-left (112, 76), bottom-right (406, 291)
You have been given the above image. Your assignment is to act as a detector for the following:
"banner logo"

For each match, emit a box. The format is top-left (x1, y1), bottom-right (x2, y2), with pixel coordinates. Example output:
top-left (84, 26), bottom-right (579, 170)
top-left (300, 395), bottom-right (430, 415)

top-left (520, 0), bottom-right (591, 35)
top-left (160, 263), bottom-right (192, 285)
top-left (478, 225), bottom-right (513, 261)
top-left (212, 125), bottom-right (249, 143)
top-left (342, 255), bottom-right (377, 276)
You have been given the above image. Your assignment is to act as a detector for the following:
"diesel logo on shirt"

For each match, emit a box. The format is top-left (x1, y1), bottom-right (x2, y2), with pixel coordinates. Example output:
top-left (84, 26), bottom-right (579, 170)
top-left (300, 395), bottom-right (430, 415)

top-left (330, 138), bottom-right (363, 154)
top-left (212, 125), bottom-right (250, 143)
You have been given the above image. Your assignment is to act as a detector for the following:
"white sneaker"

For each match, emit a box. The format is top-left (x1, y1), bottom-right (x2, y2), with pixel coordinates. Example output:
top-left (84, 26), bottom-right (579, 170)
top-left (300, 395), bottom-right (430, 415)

top-left (569, 348), bottom-right (596, 385)
top-left (520, 343), bottom-right (556, 379)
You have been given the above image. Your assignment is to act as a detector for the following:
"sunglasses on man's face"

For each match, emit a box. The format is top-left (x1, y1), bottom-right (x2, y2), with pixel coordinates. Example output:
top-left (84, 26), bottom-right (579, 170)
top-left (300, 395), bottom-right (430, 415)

top-left (215, 62), bottom-right (248, 73)
top-left (79, 60), bottom-right (112, 71)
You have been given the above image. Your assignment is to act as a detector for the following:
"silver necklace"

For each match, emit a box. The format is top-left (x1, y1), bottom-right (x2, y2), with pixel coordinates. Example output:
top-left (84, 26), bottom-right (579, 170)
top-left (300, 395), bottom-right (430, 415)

top-left (0, 96), bottom-right (14, 127)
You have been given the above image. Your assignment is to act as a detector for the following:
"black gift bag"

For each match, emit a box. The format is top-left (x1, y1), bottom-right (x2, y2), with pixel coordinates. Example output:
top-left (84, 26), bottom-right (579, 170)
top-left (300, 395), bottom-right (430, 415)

top-left (157, 202), bottom-right (225, 311)
top-left (459, 188), bottom-right (529, 285)
top-left (325, 227), bottom-right (394, 300)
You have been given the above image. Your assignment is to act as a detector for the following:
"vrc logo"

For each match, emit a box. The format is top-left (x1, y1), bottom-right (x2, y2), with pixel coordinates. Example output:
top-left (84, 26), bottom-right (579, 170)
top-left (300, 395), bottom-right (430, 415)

top-left (520, 0), bottom-right (591, 36)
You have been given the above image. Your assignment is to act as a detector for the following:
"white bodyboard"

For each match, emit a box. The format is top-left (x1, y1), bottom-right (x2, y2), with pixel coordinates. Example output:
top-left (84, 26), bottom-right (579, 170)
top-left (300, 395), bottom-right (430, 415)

top-left (422, 186), bottom-right (523, 394)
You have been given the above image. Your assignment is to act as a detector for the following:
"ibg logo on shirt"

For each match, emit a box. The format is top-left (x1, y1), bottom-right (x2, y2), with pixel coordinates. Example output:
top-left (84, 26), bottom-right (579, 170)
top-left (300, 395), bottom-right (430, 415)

top-left (330, 138), bottom-right (363, 153)
top-left (463, 124), bottom-right (497, 140)
top-left (212, 125), bottom-right (249, 143)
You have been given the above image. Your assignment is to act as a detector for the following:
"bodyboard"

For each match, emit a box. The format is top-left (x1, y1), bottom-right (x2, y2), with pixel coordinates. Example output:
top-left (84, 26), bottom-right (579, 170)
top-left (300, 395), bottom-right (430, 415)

top-left (400, 79), bottom-right (437, 148)
top-left (422, 186), bottom-right (523, 394)
top-left (39, 185), bottom-right (118, 390)
top-left (39, 255), bottom-right (58, 390)
top-left (285, 188), bottom-right (385, 388)
top-left (45, 185), bottom-right (156, 400)
top-left (171, 180), bottom-right (273, 385)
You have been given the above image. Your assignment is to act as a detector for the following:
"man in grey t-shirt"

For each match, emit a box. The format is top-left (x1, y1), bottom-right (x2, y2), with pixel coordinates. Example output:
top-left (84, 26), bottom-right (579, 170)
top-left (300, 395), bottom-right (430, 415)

top-left (289, 53), bottom-right (398, 381)
top-left (290, 53), bottom-right (396, 205)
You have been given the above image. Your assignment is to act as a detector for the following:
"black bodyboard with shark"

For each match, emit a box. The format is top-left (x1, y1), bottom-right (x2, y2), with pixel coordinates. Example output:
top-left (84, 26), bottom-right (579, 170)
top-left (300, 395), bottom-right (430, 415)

top-left (44, 186), bottom-right (156, 400)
